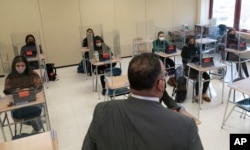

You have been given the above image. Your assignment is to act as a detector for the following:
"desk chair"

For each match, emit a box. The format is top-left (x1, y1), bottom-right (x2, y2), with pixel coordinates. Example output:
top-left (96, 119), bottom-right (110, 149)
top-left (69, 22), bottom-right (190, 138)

top-left (7, 106), bottom-right (45, 136)
top-left (82, 51), bottom-right (92, 79)
top-left (104, 68), bottom-right (130, 101)
top-left (221, 78), bottom-right (249, 129)
top-left (184, 75), bottom-right (212, 103)
top-left (132, 37), bottom-right (148, 56)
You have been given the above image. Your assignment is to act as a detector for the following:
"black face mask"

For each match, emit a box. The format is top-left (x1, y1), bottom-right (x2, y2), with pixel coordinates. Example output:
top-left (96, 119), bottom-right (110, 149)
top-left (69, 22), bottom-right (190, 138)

top-left (188, 43), bottom-right (195, 47)
top-left (228, 34), bottom-right (236, 39)
top-left (27, 41), bottom-right (35, 46)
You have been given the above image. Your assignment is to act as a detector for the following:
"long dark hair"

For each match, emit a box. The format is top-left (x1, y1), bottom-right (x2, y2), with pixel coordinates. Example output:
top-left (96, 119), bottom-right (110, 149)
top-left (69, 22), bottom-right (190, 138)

top-left (10, 55), bottom-right (32, 77)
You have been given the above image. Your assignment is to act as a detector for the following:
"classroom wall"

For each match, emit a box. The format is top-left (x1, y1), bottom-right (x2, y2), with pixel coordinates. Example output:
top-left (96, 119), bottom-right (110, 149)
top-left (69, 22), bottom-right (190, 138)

top-left (0, 0), bottom-right (210, 70)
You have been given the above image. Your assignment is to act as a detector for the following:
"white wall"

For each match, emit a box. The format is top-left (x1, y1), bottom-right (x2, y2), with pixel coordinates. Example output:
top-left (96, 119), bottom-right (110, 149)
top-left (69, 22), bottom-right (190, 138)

top-left (0, 0), bottom-right (207, 69)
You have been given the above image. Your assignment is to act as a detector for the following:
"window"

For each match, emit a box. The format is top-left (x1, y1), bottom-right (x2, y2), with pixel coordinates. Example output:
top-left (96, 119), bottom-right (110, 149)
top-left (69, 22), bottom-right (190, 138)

top-left (240, 0), bottom-right (250, 30)
top-left (212, 0), bottom-right (236, 27)
top-left (210, 0), bottom-right (250, 31)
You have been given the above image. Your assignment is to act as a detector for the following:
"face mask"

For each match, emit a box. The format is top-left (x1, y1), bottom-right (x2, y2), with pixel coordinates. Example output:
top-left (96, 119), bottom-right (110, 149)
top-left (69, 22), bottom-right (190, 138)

top-left (228, 34), bottom-right (236, 38)
top-left (188, 43), bottom-right (195, 47)
top-left (159, 37), bottom-right (165, 41)
top-left (96, 43), bottom-right (102, 47)
top-left (27, 41), bottom-right (35, 46)
top-left (16, 66), bottom-right (26, 74)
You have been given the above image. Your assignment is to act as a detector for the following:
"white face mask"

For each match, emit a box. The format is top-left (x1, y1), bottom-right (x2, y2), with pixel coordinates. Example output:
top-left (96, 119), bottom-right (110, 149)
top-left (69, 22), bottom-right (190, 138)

top-left (16, 67), bottom-right (26, 74)
top-left (159, 37), bottom-right (165, 41)
top-left (96, 43), bottom-right (102, 47)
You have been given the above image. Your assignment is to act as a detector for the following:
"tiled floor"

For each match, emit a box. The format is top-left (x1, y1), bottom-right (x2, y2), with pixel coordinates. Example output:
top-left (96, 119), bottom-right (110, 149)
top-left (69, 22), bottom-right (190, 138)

top-left (0, 56), bottom-right (249, 150)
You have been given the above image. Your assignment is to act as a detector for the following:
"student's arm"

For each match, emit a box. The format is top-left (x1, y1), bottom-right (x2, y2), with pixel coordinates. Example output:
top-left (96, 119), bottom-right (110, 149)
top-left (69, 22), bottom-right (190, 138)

top-left (160, 90), bottom-right (180, 111)
top-left (3, 75), bottom-right (15, 95)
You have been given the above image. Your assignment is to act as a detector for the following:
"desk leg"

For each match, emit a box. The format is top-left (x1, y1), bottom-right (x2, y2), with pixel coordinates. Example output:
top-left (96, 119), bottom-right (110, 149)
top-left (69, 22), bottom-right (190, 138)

top-left (221, 88), bottom-right (232, 128)
top-left (0, 117), bottom-right (7, 141)
top-left (43, 103), bottom-right (51, 131)
top-left (238, 54), bottom-right (243, 78)
top-left (221, 66), bottom-right (226, 104)
top-left (91, 66), bottom-right (95, 92)
top-left (198, 71), bottom-right (202, 119)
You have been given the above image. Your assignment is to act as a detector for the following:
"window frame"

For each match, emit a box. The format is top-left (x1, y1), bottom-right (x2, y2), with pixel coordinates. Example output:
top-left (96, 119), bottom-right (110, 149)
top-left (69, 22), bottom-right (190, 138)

top-left (209, 0), bottom-right (243, 31)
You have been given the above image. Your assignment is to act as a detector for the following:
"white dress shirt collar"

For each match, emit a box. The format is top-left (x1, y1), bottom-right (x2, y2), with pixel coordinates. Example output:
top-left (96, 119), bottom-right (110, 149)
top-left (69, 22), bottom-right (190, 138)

top-left (131, 93), bottom-right (159, 103)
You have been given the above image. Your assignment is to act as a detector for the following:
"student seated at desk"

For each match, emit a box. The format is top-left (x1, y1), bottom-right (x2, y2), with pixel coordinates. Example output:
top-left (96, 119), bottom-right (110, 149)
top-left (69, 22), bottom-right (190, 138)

top-left (93, 36), bottom-right (117, 95)
top-left (3, 55), bottom-right (43, 133)
top-left (181, 35), bottom-right (211, 103)
top-left (219, 28), bottom-right (249, 78)
top-left (20, 34), bottom-right (42, 69)
top-left (152, 31), bottom-right (176, 86)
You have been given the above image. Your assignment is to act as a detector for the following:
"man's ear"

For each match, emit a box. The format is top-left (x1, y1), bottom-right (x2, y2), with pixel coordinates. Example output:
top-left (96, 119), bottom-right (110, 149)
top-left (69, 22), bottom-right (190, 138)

top-left (156, 80), bottom-right (164, 92)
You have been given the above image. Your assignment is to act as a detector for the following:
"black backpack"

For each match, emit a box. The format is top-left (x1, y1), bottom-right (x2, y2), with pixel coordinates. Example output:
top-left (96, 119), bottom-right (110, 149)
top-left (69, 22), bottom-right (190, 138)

top-left (172, 66), bottom-right (187, 103)
top-left (77, 60), bottom-right (85, 73)
top-left (46, 63), bottom-right (57, 81)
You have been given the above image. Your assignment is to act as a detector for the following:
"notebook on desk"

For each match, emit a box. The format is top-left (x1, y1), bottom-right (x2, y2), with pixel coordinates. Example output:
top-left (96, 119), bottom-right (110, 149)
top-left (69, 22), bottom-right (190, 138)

top-left (12, 88), bottom-right (36, 105)
top-left (193, 57), bottom-right (214, 67)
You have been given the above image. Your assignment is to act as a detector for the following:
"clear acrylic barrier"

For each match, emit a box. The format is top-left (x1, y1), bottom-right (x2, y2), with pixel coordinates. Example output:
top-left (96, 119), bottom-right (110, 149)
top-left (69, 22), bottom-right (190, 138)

top-left (11, 32), bottom-right (47, 88)
top-left (133, 21), bottom-right (155, 56)
top-left (11, 32), bottom-right (42, 56)
top-left (101, 30), bottom-right (128, 98)
top-left (0, 44), bottom-right (15, 75)
top-left (136, 20), bottom-right (155, 39)
top-left (171, 24), bottom-right (194, 49)
top-left (80, 24), bottom-right (103, 66)
top-left (80, 24), bottom-right (103, 44)
top-left (87, 33), bottom-right (94, 59)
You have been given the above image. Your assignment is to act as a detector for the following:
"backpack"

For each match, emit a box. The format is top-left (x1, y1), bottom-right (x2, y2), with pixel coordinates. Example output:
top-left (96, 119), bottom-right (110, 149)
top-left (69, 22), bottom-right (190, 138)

top-left (46, 63), bottom-right (57, 81)
top-left (77, 60), bottom-right (85, 73)
top-left (172, 66), bottom-right (187, 103)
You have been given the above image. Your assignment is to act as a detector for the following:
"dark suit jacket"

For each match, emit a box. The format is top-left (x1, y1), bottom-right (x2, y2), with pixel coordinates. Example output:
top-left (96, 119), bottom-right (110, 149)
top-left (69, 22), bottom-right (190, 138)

top-left (82, 96), bottom-right (203, 150)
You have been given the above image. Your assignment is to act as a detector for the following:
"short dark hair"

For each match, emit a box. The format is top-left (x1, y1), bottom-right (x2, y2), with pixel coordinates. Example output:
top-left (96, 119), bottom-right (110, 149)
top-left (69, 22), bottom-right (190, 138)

top-left (94, 36), bottom-right (104, 43)
top-left (25, 34), bottom-right (36, 45)
top-left (128, 53), bottom-right (162, 90)
top-left (158, 31), bottom-right (165, 37)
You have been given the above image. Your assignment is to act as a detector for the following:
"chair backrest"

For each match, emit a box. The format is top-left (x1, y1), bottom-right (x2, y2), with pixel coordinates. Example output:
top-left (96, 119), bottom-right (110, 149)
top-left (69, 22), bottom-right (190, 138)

top-left (218, 24), bottom-right (227, 36)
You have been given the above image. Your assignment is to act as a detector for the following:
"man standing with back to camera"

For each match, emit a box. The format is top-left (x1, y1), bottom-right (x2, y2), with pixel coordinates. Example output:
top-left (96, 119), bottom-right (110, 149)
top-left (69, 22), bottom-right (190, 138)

top-left (82, 53), bottom-right (203, 150)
